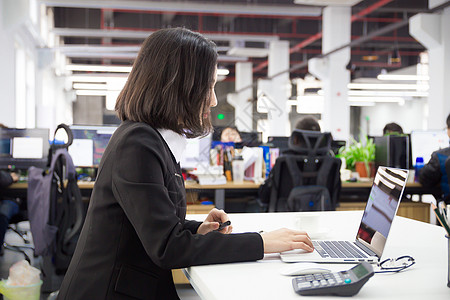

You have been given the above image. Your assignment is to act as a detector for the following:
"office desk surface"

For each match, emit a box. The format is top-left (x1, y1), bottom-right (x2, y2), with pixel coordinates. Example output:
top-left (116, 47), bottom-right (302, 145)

top-left (8, 180), bottom-right (426, 190)
top-left (184, 211), bottom-right (449, 300)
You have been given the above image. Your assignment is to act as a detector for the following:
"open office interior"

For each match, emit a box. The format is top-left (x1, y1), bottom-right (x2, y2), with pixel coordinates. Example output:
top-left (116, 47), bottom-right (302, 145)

top-left (0, 0), bottom-right (450, 298)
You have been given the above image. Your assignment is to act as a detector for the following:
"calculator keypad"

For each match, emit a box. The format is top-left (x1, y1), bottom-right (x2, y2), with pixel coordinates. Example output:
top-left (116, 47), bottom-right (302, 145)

top-left (294, 272), bottom-right (351, 290)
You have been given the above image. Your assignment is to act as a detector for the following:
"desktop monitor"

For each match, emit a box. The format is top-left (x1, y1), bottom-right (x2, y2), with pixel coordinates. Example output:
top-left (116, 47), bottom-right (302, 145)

top-left (180, 134), bottom-right (212, 169)
top-left (374, 135), bottom-right (410, 169)
top-left (410, 130), bottom-right (449, 165)
top-left (267, 136), bottom-right (289, 152)
top-left (69, 125), bottom-right (118, 167)
top-left (0, 128), bottom-right (50, 170)
top-left (331, 140), bottom-right (346, 156)
top-left (236, 131), bottom-right (262, 148)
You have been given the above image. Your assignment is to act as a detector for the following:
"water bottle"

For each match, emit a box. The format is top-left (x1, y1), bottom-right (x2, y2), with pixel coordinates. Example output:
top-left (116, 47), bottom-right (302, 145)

top-left (414, 157), bottom-right (424, 182)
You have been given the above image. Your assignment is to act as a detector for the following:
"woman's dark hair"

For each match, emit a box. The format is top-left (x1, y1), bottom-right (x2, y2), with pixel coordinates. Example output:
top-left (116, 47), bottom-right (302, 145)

top-left (115, 27), bottom-right (218, 138)
top-left (383, 122), bottom-right (403, 135)
top-left (295, 116), bottom-right (321, 132)
top-left (447, 113), bottom-right (450, 129)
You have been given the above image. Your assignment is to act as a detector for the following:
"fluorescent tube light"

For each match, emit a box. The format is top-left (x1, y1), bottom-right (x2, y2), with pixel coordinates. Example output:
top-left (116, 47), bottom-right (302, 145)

top-left (69, 75), bottom-right (128, 83)
top-left (377, 74), bottom-right (430, 81)
top-left (348, 96), bottom-right (405, 104)
top-left (349, 102), bottom-right (375, 106)
top-left (66, 64), bottom-right (132, 72)
top-left (73, 82), bottom-right (125, 91)
top-left (217, 68), bottom-right (230, 76)
top-left (73, 83), bottom-right (109, 90)
top-left (347, 90), bottom-right (428, 97)
top-left (347, 83), bottom-right (429, 90)
top-left (75, 90), bottom-right (110, 96)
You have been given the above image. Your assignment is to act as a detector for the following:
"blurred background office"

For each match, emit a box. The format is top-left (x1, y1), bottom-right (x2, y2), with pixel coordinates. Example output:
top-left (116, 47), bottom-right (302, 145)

top-left (0, 0), bottom-right (449, 141)
top-left (1, 1), bottom-right (450, 297)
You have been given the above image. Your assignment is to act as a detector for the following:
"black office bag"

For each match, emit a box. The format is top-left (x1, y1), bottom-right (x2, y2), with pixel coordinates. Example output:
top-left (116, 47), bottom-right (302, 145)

top-left (27, 124), bottom-right (84, 273)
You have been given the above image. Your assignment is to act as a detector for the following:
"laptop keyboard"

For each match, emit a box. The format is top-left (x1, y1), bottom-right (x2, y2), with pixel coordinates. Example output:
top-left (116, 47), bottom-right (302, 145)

top-left (312, 241), bottom-right (368, 259)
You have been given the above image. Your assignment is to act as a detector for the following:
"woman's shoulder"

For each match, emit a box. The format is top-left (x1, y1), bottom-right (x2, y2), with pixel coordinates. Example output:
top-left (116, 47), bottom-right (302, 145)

top-left (114, 121), bottom-right (159, 141)
top-left (112, 121), bottom-right (166, 153)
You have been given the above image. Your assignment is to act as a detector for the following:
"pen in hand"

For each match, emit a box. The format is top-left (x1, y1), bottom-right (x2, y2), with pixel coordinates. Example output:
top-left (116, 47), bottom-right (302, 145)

top-left (215, 220), bottom-right (231, 231)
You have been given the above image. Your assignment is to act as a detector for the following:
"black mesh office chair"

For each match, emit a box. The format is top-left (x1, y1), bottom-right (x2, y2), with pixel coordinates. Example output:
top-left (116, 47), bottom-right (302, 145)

top-left (444, 156), bottom-right (450, 204)
top-left (259, 130), bottom-right (342, 212)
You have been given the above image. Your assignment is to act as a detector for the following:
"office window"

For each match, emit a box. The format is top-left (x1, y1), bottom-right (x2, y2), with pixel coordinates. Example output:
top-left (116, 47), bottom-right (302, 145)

top-left (15, 42), bottom-right (36, 128)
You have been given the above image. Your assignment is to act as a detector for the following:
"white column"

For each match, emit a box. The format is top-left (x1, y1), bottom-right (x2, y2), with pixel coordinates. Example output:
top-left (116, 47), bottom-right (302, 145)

top-left (267, 40), bottom-right (290, 137)
top-left (227, 62), bottom-right (253, 132)
top-left (410, 7), bottom-right (450, 130)
top-left (0, 0), bottom-right (17, 127)
top-left (309, 6), bottom-right (351, 141)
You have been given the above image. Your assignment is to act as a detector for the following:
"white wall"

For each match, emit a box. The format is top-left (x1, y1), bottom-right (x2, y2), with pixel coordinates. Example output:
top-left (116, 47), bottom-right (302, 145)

top-left (0, 0), bottom-right (72, 132)
top-left (360, 99), bottom-right (428, 137)
top-left (0, 0), bottom-right (17, 127)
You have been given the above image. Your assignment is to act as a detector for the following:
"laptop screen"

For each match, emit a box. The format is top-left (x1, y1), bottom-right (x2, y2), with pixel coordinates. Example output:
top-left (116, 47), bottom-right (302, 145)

top-left (356, 167), bottom-right (409, 257)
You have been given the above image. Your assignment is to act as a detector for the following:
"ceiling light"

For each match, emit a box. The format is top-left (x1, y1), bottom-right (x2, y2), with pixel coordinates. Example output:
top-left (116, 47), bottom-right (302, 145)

top-left (362, 55), bottom-right (378, 61)
top-left (294, 0), bottom-right (362, 5)
top-left (347, 83), bottom-right (429, 90)
top-left (217, 68), bottom-right (230, 76)
top-left (347, 90), bottom-right (428, 97)
top-left (388, 49), bottom-right (401, 64)
top-left (349, 102), bottom-right (375, 107)
top-left (317, 89), bottom-right (428, 98)
top-left (73, 83), bottom-right (109, 90)
top-left (227, 47), bottom-right (269, 58)
top-left (348, 96), bottom-right (405, 103)
top-left (66, 64), bottom-right (132, 72)
top-left (75, 90), bottom-right (110, 96)
top-left (69, 75), bottom-right (128, 83)
top-left (377, 74), bottom-right (430, 81)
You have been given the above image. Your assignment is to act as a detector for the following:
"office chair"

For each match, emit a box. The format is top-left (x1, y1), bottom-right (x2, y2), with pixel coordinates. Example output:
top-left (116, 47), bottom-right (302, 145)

top-left (444, 156), bottom-right (450, 204)
top-left (260, 130), bottom-right (342, 212)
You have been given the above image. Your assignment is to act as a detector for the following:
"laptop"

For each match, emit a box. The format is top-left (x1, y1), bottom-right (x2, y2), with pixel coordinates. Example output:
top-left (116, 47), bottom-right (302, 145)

top-left (280, 166), bottom-right (409, 264)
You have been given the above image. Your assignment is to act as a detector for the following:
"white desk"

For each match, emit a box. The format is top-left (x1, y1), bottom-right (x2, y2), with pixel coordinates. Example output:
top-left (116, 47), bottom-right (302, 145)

top-left (184, 211), bottom-right (449, 300)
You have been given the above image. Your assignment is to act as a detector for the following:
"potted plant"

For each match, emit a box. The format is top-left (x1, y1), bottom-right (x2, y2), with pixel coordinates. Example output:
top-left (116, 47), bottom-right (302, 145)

top-left (338, 135), bottom-right (376, 178)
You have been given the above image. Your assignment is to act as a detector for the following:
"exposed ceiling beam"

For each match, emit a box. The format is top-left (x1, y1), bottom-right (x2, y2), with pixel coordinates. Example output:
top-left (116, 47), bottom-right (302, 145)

top-left (51, 28), bottom-right (280, 43)
top-left (253, 0), bottom-right (394, 72)
top-left (40, 0), bottom-right (322, 17)
top-left (56, 45), bottom-right (230, 53)
top-left (63, 51), bottom-right (245, 62)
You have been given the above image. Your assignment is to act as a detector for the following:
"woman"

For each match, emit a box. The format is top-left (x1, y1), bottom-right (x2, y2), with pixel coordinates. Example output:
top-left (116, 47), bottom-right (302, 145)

top-left (58, 28), bottom-right (313, 300)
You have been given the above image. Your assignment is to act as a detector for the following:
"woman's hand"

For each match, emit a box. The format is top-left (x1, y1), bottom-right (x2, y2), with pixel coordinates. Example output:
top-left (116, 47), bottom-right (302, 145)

top-left (10, 172), bottom-right (19, 183)
top-left (260, 228), bottom-right (314, 254)
top-left (197, 208), bottom-right (233, 235)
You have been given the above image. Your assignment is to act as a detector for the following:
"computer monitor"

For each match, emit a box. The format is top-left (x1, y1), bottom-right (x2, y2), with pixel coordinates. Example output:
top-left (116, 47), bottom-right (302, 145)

top-left (331, 140), bottom-right (346, 156)
top-left (69, 125), bottom-right (118, 167)
top-left (180, 134), bottom-right (212, 169)
top-left (374, 135), bottom-right (410, 169)
top-left (236, 131), bottom-right (262, 147)
top-left (0, 128), bottom-right (50, 170)
top-left (267, 136), bottom-right (289, 152)
top-left (410, 130), bottom-right (449, 165)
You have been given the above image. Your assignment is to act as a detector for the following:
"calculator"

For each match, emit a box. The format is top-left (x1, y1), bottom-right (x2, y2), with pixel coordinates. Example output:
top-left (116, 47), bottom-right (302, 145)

top-left (292, 262), bottom-right (374, 296)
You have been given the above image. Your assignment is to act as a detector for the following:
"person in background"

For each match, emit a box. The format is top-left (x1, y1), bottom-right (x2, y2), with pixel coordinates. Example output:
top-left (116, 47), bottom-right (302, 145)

top-left (295, 116), bottom-right (321, 132)
top-left (383, 122), bottom-right (403, 135)
top-left (419, 113), bottom-right (450, 204)
top-left (0, 123), bottom-right (20, 252)
top-left (220, 126), bottom-right (242, 143)
top-left (58, 28), bottom-right (313, 300)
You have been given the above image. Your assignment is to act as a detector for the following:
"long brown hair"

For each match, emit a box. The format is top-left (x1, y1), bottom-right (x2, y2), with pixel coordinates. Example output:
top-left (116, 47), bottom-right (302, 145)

top-left (115, 28), bottom-right (217, 138)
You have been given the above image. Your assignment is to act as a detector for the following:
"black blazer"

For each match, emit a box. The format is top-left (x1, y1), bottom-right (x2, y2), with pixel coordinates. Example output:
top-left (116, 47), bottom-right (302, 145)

top-left (58, 121), bottom-right (263, 300)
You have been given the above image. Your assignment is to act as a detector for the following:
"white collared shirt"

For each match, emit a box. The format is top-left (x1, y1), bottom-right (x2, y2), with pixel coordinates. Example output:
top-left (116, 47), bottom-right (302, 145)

top-left (157, 129), bottom-right (187, 164)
